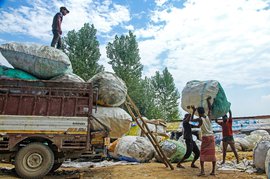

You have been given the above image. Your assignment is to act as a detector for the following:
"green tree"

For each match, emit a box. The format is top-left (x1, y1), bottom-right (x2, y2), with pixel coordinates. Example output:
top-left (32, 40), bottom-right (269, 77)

top-left (140, 77), bottom-right (163, 119)
top-left (152, 67), bottom-right (180, 121)
top-left (63, 23), bottom-right (104, 80)
top-left (106, 31), bottom-right (143, 110)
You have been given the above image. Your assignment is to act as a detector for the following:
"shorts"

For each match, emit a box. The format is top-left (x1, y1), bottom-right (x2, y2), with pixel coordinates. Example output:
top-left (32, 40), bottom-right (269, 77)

top-left (222, 136), bottom-right (234, 142)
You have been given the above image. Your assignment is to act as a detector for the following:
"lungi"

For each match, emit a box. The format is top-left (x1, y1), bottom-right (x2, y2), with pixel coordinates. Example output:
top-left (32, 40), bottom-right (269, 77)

top-left (200, 135), bottom-right (216, 162)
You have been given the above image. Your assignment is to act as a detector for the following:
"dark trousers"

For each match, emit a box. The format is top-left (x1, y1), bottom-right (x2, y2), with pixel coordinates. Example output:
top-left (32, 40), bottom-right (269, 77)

top-left (51, 31), bottom-right (62, 49)
top-left (183, 139), bottom-right (200, 161)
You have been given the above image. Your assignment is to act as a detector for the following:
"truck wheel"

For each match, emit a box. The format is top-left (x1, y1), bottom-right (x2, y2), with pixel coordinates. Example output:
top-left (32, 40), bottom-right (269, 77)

top-left (50, 161), bottom-right (63, 172)
top-left (15, 142), bottom-right (54, 179)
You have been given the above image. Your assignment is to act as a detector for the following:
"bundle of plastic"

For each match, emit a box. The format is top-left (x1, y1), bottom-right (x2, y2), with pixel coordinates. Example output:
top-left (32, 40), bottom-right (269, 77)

top-left (50, 73), bottom-right (85, 82)
top-left (155, 139), bottom-right (194, 163)
top-left (88, 72), bottom-right (127, 107)
top-left (181, 80), bottom-right (231, 118)
top-left (114, 136), bottom-right (155, 162)
top-left (91, 106), bottom-right (132, 139)
top-left (253, 136), bottom-right (270, 171)
top-left (0, 65), bottom-right (38, 80)
top-left (0, 42), bottom-right (72, 79)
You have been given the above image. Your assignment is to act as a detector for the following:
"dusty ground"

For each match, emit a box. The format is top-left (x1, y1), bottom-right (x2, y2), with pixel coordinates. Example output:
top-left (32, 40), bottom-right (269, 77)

top-left (0, 152), bottom-right (267, 179)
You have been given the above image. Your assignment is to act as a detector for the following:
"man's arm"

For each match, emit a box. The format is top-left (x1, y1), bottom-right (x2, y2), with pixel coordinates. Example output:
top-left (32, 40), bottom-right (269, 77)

top-left (207, 96), bottom-right (212, 117)
top-left (197, 117), bottom-right (203, 128)
top-left (229, 109), bottom-right (232, 122)
top-left (215, 118), bottom-right (222, 126)
top-left (57, 14), bottom-right (62, 35)
top-left (189, 105), bottom-right (196, 122)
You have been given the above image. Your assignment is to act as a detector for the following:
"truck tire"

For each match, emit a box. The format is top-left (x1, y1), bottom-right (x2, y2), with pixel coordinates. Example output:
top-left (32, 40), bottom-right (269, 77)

top-left (50, 161), bottom-right (63, 172)
top-left (15, 142), bottom-right (54, 179)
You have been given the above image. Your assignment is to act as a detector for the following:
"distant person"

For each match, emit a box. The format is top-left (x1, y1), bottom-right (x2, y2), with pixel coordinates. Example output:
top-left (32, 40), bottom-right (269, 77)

top-left (196, 97), bottom-right (216, 176)
top-left (176, 109), bottom-right (200, 169)
top-left (51, 7), bottom-right (69, 49)
top-left (215, 110), bottom-right (239, 164)
top-left (170, 131), bottom-right (175, 140)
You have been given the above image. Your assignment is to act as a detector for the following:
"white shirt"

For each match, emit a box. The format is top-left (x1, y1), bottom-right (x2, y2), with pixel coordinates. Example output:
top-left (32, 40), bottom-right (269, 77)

top-left (201, 116), bottom-right (214, 136)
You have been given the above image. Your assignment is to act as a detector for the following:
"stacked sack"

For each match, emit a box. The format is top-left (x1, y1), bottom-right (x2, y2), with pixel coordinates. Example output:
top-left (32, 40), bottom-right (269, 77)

top-left (88, 71), bottom-right (132, 139)
top-left (0, 42), bottom-right (84, 82)
top-left (181, 80), bottom-right (231, 118)
top-left (109, 136), bottom-right (155, 163)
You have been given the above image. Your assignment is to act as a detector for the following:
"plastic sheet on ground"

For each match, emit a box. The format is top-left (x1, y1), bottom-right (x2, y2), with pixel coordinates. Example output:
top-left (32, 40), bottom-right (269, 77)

top-left (217, 159), bottom-right (257, 174)
top-left (62, 160), bottom-right (139, 168)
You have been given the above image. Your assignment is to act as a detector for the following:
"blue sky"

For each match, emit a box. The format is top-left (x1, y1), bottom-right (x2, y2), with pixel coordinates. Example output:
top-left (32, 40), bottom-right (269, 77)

top-left (0, 0), bottom-right (270, 117)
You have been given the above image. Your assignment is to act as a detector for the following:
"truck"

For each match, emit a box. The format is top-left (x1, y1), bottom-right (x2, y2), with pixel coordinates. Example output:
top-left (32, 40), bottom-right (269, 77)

top-left (0, 78), bottom-right (109, 179)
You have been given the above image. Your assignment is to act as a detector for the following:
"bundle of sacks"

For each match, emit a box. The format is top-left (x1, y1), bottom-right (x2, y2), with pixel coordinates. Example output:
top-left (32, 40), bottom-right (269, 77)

top-left (108, 136), bottom-right (155, 163)
top-left (0, 42), bottom-right (84, 82)
top-left (181, 80), bottom-right (230, 118)
top-left (252, 131), bottom-right (270, 177)
top-left (126, 118), bottom-right (167, 142)
top-left (221, 130), bottom-right (268, 152)
top-left (155, 139), bottom-right (194, 163)
top-left (0, 42), bottom-right (132, 139)
top-left (88, 71), bottom-right (132, 139)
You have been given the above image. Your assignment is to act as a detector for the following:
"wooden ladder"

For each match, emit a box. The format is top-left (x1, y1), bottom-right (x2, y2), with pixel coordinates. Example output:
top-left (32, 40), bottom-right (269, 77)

top-left (125, 95), bottom-right (174, 170)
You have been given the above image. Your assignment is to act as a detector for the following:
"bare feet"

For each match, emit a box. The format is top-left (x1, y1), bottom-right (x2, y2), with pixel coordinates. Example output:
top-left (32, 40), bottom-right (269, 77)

top-left (210, 172), bottom-right (216, 176)
top-left (191, 164), bottom-right (199, 168)
top-left (176, 164), bottom-right (185, 168)
top-left (236, 160), bottom-right (240, 164)
top-left (221, 161), bottom-right (225, 165)
top-left (197, 172), bottom-right (205, 176)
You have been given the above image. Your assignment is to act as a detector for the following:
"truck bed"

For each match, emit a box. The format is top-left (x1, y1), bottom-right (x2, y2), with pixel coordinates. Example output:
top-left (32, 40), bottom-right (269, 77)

top-left (0, 115), bottom-right (88, 134)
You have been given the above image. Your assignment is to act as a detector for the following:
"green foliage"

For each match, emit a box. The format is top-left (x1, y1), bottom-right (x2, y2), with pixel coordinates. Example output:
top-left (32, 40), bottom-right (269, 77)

top-left (152, 67), bottom-right (181, 121)
top-left (63, 23), bottom-right (104, 80)
top-left (105, 30), bottom-right (180, 121)
top-left (106, 31), bottom-right (143, 110)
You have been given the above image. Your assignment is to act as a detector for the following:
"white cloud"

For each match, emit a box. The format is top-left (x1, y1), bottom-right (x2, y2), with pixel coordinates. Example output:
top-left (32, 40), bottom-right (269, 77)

top-left (262, 94), bottom-right (270, 101)
top-left (0, 0), bottom-right (130, 41)
top-left (136, 0), bottom-right (270, 90)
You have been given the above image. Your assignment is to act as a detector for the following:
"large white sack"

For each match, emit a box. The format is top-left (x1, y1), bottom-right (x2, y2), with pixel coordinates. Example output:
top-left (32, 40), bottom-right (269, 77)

top-left (265, 149), bottom-right (270, 177)
top-left (221, 141), bottom-right (242, 152)
top-left (235, 138), bottom-right (253, 151)
top-left (244, 134), bottom-right (262, 150)
top-left (181, 80), bottom-right (231, 118)
top-left (181, 80), bottom-right (219, 116)
top-left (136, 117), bottom-right (166, 136)
top-left (114, 136), bottom-right (154, 162)
top-left (88, 72), bottom-right (127, 107)
top-left (50, 73), bottom-right (85, 82)
top-left (250, 130), bottom-right (269, 137)
top-left (0, 43), bottom-right (72, 79)
top-left (253, 136), bottom-right (270, 171)
top-left (91, 106), bottom-right (132, 138)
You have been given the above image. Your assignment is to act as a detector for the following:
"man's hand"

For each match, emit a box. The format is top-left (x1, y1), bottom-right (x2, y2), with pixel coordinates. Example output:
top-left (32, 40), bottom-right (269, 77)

top-left (59, 30), bottom-right (62, 35)
top-left (207, 96), bottom-right (212, 100)
top-left (191, 105), bottom-right (196, 111)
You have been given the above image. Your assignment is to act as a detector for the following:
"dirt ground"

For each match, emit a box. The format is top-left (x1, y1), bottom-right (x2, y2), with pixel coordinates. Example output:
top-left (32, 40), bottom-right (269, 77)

top-left (0, 152), bottom-right (267, 179)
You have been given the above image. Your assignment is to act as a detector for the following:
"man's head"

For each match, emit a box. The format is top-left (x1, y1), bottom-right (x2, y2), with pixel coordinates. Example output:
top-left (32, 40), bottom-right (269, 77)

top-left (60, 7), bottom-right (69, 16)
top-left (197, 107), bottom-right (205, 117)
top-left (222, 114), bottom-right (228, 122)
